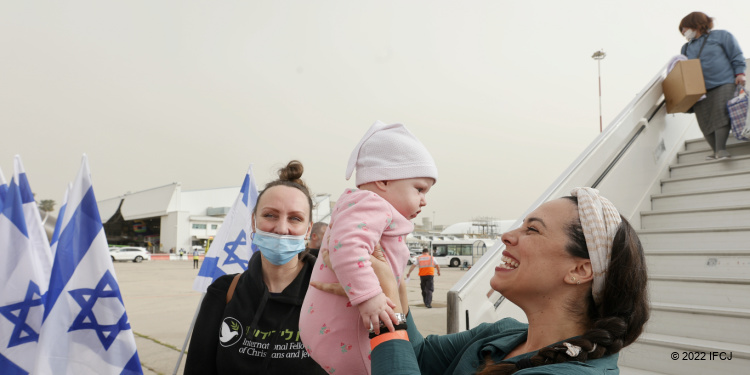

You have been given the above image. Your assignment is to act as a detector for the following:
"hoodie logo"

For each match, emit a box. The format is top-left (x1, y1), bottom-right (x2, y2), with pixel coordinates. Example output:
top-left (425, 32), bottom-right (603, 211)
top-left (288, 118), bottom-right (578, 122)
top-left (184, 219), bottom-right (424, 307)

top-left (219, 317), bottom-right (243, 347)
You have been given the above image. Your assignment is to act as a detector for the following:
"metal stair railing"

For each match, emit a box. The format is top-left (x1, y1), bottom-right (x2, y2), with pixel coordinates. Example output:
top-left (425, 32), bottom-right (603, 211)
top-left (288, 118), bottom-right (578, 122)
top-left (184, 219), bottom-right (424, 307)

top-left (446, 60), bottom-right (705, 333)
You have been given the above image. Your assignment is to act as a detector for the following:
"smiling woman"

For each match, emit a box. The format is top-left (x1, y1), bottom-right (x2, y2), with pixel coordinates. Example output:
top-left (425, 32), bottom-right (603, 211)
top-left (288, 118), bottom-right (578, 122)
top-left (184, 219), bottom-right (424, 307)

top-left (366, 187), bottom-right (650, 375)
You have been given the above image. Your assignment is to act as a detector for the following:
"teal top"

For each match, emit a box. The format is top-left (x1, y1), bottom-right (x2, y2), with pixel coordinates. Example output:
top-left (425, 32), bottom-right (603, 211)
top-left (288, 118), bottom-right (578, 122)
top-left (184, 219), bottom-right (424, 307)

top-left (372, 314), bottom-right (619, 375)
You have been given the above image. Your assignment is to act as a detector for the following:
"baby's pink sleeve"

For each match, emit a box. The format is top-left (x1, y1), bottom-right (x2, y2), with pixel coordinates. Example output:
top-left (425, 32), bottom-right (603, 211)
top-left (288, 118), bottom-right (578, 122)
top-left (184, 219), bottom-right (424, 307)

top-left (327, 192), bottom-right (389, 306)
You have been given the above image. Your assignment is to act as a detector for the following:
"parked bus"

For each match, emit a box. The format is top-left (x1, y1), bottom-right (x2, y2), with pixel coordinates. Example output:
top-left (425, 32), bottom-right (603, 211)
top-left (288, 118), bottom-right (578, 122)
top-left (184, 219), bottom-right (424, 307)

top-left (430, 239), bottom-right (495, 267)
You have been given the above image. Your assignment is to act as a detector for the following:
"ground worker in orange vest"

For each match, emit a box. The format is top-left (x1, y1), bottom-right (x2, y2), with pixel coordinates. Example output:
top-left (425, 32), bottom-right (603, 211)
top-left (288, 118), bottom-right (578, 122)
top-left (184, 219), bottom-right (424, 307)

top-left (406, 248), bottom-right (441, 308)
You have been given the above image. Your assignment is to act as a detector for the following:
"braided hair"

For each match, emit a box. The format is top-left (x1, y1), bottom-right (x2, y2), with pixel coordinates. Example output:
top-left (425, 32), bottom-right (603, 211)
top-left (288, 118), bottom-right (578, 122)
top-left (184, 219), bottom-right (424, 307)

top-left (477, 196), bottom-right (649, 374)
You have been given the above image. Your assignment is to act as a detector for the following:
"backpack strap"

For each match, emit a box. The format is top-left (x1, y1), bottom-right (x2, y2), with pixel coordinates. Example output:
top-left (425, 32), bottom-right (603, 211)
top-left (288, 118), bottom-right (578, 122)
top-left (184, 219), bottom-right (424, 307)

top-left (682, 33), bottom-right (710, 59)
top-left (226, 274), bottom-right (241, 304)
top-left (697, 33), bottom-right (709, 59)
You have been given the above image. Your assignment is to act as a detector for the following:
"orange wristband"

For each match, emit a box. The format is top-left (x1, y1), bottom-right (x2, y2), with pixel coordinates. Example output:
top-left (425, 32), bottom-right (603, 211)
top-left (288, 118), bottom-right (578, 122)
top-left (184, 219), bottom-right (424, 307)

top-left (370, 330), bottom-right (408, 351)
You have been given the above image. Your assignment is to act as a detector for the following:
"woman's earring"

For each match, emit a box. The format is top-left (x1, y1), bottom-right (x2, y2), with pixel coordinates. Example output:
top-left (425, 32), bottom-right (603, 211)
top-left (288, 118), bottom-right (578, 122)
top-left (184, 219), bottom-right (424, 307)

top-left (571, 276), bottom-right (578, 284)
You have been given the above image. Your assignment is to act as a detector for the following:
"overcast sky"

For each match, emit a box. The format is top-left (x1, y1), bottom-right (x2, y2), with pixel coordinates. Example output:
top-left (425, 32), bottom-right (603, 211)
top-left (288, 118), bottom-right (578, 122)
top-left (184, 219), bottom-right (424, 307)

top-left (2, 1), bottom-right (749, 225)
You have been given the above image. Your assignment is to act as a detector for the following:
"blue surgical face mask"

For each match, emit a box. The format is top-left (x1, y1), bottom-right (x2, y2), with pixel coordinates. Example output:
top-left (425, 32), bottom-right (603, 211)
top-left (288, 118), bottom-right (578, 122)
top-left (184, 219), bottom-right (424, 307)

top-left (252, 225), bottom-right (307, 266)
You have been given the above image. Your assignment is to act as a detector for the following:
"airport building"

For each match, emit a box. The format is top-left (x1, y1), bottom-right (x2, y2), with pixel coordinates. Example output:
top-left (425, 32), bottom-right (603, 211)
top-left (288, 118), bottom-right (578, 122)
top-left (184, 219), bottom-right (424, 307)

top-left (97, 183), bottom-right (331, 254)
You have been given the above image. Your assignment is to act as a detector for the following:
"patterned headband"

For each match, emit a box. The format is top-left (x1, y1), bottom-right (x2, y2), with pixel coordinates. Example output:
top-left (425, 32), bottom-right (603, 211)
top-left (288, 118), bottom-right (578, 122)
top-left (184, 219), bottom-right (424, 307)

top-left (569, 187), bottom-right (622, 305)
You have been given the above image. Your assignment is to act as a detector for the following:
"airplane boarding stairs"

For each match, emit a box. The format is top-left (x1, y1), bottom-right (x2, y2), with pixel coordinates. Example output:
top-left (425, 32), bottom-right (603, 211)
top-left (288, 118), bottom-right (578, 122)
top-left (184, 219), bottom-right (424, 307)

top-left (446, 58), bottom-right (750, 375)
top-left (616, 137), bottom-right (750, 375)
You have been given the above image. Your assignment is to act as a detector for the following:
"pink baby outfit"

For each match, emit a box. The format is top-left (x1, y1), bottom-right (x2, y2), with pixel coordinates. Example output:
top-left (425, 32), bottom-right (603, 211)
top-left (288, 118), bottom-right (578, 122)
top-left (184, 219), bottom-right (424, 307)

top-left (299, 188), bottom-right (413, 375)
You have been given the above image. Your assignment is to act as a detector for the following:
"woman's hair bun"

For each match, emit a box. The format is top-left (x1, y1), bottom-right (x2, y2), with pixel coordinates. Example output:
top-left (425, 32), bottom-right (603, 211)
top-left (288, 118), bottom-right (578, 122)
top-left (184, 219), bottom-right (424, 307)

top-left (278, 160), bottom-right (307, 188)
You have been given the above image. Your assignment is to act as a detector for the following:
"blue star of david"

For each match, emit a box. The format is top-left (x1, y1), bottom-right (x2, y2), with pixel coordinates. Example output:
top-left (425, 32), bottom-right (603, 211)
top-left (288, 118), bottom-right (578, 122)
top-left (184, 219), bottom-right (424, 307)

top-left (0, 281), bottom-right (44, 348)
top-left (68, 270), bottom-right (130, 350)
top-left (222, 230), bottom-right (249, 270)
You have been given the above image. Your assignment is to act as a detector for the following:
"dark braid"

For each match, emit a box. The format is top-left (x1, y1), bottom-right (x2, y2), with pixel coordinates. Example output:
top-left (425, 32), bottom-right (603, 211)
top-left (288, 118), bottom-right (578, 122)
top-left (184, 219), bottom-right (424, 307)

top-left (478, 196), bottom-right (649, 374)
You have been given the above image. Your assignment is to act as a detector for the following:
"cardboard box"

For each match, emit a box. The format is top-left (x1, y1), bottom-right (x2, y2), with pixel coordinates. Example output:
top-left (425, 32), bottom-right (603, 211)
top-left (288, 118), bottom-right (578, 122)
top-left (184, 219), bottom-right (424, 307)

top-left (662, 59), bottom-right (706, 114)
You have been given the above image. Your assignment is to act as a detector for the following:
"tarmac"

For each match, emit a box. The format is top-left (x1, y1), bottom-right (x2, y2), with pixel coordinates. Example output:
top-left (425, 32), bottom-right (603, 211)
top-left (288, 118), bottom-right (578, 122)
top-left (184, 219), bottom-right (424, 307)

top-left (115, 259), bottom-right (469, 375)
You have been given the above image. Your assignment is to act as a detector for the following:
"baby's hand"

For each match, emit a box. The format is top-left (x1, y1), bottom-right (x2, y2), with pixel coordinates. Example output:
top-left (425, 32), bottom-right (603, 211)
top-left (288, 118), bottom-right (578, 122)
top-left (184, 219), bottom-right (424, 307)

top-left (357, 293), bottom-right (397, 335)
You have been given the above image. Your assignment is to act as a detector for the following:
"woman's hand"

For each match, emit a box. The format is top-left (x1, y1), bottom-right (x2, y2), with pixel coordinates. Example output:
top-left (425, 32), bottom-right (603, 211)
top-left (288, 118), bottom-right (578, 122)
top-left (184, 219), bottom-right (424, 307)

top-left (736, 73), bottom-right (746, 86)
top-left (309, 279), bottom-right (346, 296)
top-left (309, 247), bottom-right (346, 296)
top-left (310, 244), bottom-right (404, 314)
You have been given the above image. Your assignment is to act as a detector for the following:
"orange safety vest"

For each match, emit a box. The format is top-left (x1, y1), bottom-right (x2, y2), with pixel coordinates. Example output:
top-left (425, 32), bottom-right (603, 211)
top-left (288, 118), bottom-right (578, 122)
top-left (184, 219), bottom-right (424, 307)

top-left (417, 255), bottom-right (437, 276)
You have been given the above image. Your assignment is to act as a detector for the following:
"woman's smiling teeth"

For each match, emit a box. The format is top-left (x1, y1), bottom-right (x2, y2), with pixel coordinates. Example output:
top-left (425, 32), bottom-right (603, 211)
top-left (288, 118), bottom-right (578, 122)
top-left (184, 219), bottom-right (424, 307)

top-left (500, 255), bottom-right (519, 270)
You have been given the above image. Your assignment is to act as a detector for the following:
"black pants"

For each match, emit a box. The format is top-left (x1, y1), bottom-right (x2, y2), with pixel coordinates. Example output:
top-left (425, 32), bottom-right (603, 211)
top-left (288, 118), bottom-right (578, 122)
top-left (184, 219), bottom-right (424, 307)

top-left (420, 275), bottom-right (434, 307)
top-left (193, 259), bottom-right (199, 269)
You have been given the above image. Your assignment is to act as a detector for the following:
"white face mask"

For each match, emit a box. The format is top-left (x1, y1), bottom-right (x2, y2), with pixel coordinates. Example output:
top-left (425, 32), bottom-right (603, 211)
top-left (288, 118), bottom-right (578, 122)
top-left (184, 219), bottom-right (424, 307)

top-left (683, 29), bottom-right (697, 42)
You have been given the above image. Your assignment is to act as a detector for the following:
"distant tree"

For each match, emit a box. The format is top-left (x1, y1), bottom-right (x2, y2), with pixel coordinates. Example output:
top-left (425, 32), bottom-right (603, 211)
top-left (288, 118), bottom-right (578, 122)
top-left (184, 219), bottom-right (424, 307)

top-left (39, 199), bottom-right (56, 213)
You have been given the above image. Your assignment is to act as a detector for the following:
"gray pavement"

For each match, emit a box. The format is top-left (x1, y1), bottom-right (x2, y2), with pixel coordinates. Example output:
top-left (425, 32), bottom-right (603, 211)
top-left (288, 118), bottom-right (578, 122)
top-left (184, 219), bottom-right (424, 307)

top-left (116, 259), bottom-right (470, 374)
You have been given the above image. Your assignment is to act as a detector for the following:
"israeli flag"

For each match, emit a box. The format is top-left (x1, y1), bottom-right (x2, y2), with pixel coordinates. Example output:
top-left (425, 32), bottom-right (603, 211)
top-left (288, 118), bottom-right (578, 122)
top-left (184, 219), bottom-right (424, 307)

top-left (0, 167), bottom-right (7, 210)
top-left (0, 164), bottom-right (49, 374)
top-left (34, 155), bottom-right (142, 375)
top-left (15, 156), bottom-right (53, 278)
top-left (193, 165), bottom-right (259, 293)
top-left (49, 183), bottom-right (71, 258)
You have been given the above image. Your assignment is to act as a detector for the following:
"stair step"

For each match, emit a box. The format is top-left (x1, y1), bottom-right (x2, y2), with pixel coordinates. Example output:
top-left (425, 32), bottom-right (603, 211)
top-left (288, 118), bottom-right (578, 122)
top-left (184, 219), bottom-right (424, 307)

top-left (649, 279), bottom-right (750, 309)
top-left (649, 275), bottom-right (750, 284)
top-left (652, 302), bottom-right (750, 318)
top-left (669, 155), bottom-right (750, 179)
top-left (640, 332), bottom-right (750, 353)
top-left (618, 366), bottom-right (670, 375)
top-left (684, 137), bottom-right (748, 152)
top-left (645, 249), bottom-right (750, 256)
top-left (619, 333), bottom-right (750, 375)
top-left (677, 142), bottom-right (750, 164)
top-left (638, 227), bottom-right (750, 251)
top-left (647, 303), bottom-right (750, 345)
top-left (651, 187), bottom-right (750, 210)
top-left (646, 253), bottom-right (750, 279)
top-left (683, 137), bottom-right (709, 152)
top-left (660, 169), bottom-right (750, 194)
top-left (641, 206), bottom-right (750, 230)
top-left (623, 137), bottom-right (750, 374)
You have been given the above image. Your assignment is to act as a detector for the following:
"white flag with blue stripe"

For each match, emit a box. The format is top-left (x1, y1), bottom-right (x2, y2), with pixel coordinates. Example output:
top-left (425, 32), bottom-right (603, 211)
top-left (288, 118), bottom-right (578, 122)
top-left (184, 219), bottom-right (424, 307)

top-left (49, 183), bottom-right (71, 258)
top-left (34, 155), bottom-right (142, 375)
top-left (0, 167), bottom-right (7, 210)
top-left (15, 156), bottom-right (53, 277)
top-left (193, 165), bottom-right (259, 293)
top-left (0, 164), bottom-right (49, 374)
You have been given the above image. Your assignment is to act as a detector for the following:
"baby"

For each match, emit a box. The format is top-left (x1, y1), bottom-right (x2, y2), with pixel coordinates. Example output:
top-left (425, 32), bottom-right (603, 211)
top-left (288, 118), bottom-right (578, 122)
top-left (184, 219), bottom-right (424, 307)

top-left (299, 121), bottom-right (437, 374)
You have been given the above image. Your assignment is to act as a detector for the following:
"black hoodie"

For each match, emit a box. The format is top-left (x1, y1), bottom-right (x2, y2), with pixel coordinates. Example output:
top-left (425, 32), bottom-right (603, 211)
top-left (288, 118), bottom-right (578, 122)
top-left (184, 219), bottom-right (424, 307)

top-left (185, 251), bottom-right (326, 374)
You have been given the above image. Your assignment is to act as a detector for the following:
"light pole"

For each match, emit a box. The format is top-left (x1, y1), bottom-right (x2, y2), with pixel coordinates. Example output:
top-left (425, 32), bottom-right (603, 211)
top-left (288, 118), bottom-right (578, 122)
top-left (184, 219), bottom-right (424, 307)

top-left (591, 49), bottom-right (606, 133)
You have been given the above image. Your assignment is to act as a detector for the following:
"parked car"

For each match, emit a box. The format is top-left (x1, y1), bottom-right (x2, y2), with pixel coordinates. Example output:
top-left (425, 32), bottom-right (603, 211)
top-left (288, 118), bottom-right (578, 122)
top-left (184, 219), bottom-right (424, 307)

top-left (110, 247), bottom-right (151, 263)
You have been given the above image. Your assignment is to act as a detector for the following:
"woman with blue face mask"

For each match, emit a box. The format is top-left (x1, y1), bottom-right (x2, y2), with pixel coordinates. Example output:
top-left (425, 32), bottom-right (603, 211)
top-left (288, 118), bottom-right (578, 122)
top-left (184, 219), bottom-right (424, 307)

top-left (679, 11), bottom-right (746, 160)
top-left (186, 160), bottom-right (327, 375)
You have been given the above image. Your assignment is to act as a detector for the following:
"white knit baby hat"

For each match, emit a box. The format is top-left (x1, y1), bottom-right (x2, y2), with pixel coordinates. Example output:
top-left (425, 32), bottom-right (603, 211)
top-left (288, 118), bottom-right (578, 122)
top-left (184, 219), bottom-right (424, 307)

top-left (345, 121), bottom-right (438, 187)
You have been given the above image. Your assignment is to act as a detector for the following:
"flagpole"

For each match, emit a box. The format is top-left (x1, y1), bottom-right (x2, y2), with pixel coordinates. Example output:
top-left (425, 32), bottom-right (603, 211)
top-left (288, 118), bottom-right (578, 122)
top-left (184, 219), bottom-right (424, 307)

top-left (173, 293), bottom-right (205, 375)
top-left (177, 165), bottom-right (257, 373)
